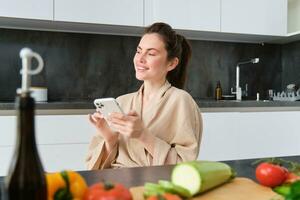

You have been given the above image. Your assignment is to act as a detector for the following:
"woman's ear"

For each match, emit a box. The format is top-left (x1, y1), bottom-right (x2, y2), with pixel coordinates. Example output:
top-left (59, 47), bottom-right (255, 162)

top-left (167, 57), bottom-right (179, 72)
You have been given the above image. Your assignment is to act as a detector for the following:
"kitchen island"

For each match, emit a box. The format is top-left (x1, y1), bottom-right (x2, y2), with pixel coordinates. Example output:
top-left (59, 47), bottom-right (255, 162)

top-left (0, 156), bottom-right (299, 198)
top-left (78, 155), bottom-right (300, 187)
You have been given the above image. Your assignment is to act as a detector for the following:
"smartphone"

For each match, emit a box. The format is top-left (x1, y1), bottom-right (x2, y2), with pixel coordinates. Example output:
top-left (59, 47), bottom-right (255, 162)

top-left (93, 98), bottom-right (124, 132)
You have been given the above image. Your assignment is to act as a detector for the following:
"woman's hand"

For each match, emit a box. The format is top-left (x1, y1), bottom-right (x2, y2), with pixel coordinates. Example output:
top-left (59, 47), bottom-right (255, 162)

top-left (107, 110), bottom-right (145, 138)
top-left (88, 112), bottom-right (118, 144)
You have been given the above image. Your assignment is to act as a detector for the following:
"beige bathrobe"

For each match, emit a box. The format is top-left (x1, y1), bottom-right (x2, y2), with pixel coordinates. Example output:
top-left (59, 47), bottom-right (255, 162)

top-left (86, 81), bottom-right (203, 169)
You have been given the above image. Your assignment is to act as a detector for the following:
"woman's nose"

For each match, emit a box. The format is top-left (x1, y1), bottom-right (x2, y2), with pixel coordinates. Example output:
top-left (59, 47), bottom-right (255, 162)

top-left (137, 53), bottom-right (146, 63)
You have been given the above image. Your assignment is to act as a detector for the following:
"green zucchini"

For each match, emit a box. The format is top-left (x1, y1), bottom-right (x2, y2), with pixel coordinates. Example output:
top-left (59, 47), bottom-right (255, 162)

top-left (158, 180), bottom-right (192, 198)
top-left (144, 183), bottom-right (165, 198)
top-left (171, 161), bottom-right (235, 196)
top-left (144, 180), bottom-right (191, 198)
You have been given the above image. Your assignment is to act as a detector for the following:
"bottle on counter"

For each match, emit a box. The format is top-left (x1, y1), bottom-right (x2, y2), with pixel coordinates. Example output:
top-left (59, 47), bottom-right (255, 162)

top-left (3, 48), bottom-right (47, 200)
top-left (215, 81), bottom-right (222, 100)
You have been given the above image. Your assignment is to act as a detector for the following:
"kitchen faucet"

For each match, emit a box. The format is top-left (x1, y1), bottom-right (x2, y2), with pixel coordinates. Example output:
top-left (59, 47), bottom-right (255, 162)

top-left (232, 58), bottom-right (259, 100)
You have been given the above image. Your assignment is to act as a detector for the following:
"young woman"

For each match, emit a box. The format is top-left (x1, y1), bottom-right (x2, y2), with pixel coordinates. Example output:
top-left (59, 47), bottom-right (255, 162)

top-left (87, 22), bottom-right (203, 169)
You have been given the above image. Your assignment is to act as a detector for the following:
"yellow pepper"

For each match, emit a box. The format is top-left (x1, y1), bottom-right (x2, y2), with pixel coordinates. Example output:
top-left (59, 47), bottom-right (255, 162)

top-left (67, 171), bottom-right (88, 200)
top-left (46, 170), bottom-right (88, 200)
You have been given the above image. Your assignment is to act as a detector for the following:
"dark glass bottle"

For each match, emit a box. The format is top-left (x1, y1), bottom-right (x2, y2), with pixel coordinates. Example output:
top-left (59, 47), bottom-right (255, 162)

top-left (215, 81), bottom-right (222, 101)
top-left (4, 92), bottom-right (47, 200)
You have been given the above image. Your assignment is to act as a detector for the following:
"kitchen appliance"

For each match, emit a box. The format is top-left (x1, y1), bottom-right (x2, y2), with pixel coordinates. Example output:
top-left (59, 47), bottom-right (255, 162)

top-left (30, 87), bottom-right (48, 102)
top-left (16, 87), bottom-right (48, 102)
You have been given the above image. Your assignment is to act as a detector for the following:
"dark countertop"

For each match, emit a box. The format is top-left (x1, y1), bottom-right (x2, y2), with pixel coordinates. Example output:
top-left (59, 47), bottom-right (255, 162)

top-left (1, 99), bottom-right (300, 111)
top-left (198, 99), bottom-right (300, 108)
top-left (1, 155), bottom-right (299, 189)
top-left (0, 101), bottom-right (93, 110)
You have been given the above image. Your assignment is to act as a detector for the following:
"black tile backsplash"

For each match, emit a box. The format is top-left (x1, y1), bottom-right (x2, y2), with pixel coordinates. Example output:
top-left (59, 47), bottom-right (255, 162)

top-left (282, 41), bottom-right (300, 90)
top-left (0, 29), bottom-right (140, 101)
top-left (0, 28), bottom-right (299, 102)
top-left (187, 41), bottom-right (281, 99)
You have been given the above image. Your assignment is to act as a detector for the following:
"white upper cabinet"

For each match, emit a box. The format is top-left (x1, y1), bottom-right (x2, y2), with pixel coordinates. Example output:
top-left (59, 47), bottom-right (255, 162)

top-left (221, 0), bottom-right (287, 36)
top-left (54, 0), bottom-right (143, 27)
top-left (288, 0), bottom-right (300, 34)
top-left (0, 0), bottom-right (293, 43)
top-left (145, 0), bottom-right (220, 32)
top-left (0, 0), bottom-right (53, 20)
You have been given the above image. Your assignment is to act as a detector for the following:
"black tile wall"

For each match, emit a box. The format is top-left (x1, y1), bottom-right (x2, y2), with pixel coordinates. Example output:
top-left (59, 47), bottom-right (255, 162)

top-left (282, 40), bottom-right (300, 90)
top-left (187, 41), bottom-right (281, 99)
top-left (0, 28), bottom-right (298, 102)
top-left (0, 29), bottom-right (140, 101)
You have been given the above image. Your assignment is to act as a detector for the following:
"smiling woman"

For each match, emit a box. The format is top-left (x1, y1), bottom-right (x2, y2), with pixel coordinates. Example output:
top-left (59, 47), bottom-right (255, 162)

top-left (134, 33), bottom-right (172, 83)
top-left (86, 22), bottom-right (203, 170)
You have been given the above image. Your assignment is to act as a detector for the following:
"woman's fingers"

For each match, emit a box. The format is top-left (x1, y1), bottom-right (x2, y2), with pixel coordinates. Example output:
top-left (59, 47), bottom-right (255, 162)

top-left (90, 112), bottom-right (104, 122)
top-left (127, 110), bottom-right (138, 116)
top-left (112, 124), bottom-right (129, 135)
top-left (108, 116), bottom-right (127, 126)
top-left (93, 112), bottom-right (104, 118)
top-left (89, 112), bottom-right (106, 126)
top-left (109, 112), bottom-right (126, 119)
top-left (109, 111), bottom-right (139, 122)
top-left (105, 111), bottom-right (143, 138)
top-left (88, 114), bottom-right (97, 124)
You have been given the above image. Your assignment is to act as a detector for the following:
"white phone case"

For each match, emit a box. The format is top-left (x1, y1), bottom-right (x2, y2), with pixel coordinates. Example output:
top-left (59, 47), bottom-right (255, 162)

top-left (93, 98), bottom-right (124, 132)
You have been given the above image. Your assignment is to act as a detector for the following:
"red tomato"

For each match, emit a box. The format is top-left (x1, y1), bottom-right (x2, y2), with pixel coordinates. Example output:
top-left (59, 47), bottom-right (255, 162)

top-left (255, 162), bottom-right (288, 187)
top-left (147, 193), bottom-right (182, 200)
top-left (84, 182), bottom-right (132, 200)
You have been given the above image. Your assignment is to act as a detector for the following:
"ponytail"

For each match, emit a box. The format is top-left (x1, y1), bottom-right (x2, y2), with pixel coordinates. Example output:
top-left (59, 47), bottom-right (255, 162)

top-left (166, 35), bottom-right (191, 89)
top-left (144, 22), bottom-right (192, 89)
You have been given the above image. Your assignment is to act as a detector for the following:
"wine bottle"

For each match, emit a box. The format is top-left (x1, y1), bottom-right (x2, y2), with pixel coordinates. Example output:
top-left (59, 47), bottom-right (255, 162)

top-left (3, 48), bottom-right (47, 200)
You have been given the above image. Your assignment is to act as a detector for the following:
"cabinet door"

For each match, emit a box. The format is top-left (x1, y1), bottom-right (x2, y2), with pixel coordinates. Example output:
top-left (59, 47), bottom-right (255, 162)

top-left (288, 0), bottom-right (300, 33)
top-left (199, 112), bottom-right (300, 161)
top-left (221, 0), bottom-right (287, 36)
top-left (0, 115), bottom-right (94, 176)
top-left (0, 0), bottom-right (53, 20)
top-left (54, 0), bottom-right (143, 26)
top-left (145, 0), bottom-right (220, 32)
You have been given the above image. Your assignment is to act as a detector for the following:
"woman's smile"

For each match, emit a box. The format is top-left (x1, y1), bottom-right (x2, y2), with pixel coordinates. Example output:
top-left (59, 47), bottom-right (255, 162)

top-left (136, 65), bottom-right (149, 72)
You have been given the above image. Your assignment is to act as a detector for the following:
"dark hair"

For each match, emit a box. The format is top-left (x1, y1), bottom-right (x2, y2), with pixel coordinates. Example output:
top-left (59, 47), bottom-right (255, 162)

top-left (144, 22), bottom-right (192, 89)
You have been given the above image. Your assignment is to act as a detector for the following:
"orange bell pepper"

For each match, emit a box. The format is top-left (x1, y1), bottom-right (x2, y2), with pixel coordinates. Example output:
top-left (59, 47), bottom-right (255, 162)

top-left (46, 170), bottom-right (88, 200)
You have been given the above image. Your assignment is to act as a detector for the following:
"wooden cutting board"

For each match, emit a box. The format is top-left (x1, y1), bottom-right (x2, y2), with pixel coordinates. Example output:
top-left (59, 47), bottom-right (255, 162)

top-left (130, 177), bottom-right (283, 200)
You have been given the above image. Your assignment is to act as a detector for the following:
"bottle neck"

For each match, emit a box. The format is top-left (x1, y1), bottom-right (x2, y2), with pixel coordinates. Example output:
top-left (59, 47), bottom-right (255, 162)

top-left (15, 93), bottom-right (37, 150)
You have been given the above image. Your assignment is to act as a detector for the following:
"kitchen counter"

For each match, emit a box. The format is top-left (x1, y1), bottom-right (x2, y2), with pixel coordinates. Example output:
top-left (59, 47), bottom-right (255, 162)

top-left (0, 101), bottom-right (93, 110)
top-left (79, 155), bottom-right (300, 187)
top-left (198, 99), bottom-right (300, 112)
top-left (1, 99), bottom-right (300, 115)
top-left (0, 155), bottom-right (299, 190)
